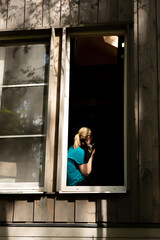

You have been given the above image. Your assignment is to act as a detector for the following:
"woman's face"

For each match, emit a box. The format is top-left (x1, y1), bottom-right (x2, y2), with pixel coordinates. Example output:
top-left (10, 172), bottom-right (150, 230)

top-left (85, 136), bottom-right (91, 145)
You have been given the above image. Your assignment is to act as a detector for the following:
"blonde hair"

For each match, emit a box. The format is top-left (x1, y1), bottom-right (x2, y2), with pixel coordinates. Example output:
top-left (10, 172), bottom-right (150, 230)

top-left (74, 127), bottom-right (92, 149)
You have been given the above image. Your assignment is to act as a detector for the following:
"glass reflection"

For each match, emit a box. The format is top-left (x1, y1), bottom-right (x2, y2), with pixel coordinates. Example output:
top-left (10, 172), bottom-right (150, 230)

top-left (0, 44), bottom-right (49, 85)
top-left (0, 137), bottom-right (45, 183)
top-left (0, 86), bottom-right (47, 135)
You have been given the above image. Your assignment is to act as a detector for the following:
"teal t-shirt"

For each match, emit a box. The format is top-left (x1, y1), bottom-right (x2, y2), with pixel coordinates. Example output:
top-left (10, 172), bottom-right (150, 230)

top-left (67, 146), bottom-right (86, 186)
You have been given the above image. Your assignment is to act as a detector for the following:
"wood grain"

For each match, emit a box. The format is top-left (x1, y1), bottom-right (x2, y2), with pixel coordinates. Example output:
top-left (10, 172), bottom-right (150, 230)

top-left (7, 0), bottom-right (24, 29)
top-left (13, 200), bottom-right (33, 222)
top-left (34, 197), bottom-right (54, 222)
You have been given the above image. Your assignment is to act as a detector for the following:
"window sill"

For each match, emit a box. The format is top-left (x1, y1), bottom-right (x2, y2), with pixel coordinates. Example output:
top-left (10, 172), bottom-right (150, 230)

top-left (0, 183), bottom-right (44, 194)
top-left (57, 185), bottom-right (127, 194)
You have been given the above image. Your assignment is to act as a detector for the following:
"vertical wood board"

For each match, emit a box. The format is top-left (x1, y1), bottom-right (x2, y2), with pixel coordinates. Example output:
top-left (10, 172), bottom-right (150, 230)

top-left (25, 0), bottom-right (43, 29)
top-left (96, 199), bottom-right (108, 222)
top-left (79, 0), bottom-right (91, 24)
top-left (75, 199), bottom-right (96, 223)
top-left (55, 198), bottom-right (74, 222)
top-left (128, 0), bottom-right (139, 222)
top-left (0, 199), bottom-right (13, 222)
top-left (98, 0), bottom-right (110, 23)
top-left (34, 197), bottom-right (54, 222)
top-left (0, 0), bottom-right (7, 29)
top-left (91, 0), bottom-right (98, 24)
top-left (118, 0), bottom-right (133, 22)
top-left (61, 0), bottom-right (71, 26)
top-left (43, 0), bottom-right (61, 27)
top-left (7, 0), bottom-right (24, 29)
top-left (138, 0), bottom-right (159, 222)
top-left (13, 200), bottom-right (33, 222)
top-left (70, 0), bottom-right (79, 25)
top-left (110, 0), bottom-right (118, 22)
top-left (50, 0), bottom-right (61, 27)
top-left (42, 0), bottom-right (50, 27)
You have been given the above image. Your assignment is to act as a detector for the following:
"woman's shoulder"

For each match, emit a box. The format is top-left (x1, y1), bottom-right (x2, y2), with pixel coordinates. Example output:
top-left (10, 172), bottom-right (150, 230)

top-left (68, 145), bottom-right (84, 152)
top-left (68, 146), bottom-right (85, 160)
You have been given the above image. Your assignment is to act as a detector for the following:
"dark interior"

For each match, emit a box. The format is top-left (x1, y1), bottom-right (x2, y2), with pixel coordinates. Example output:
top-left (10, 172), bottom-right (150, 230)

top-left (68, 35), bottom-right (124, 186)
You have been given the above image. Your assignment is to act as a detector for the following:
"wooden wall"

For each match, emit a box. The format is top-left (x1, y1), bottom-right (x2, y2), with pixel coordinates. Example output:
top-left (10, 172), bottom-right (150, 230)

top-left (0, 0), bottom-right (160, 227)
top-left (0, 0), bottom-right (133, 29)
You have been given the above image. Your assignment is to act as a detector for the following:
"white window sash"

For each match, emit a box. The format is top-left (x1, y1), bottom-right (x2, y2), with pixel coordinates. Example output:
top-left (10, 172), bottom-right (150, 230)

top-left (57, 28), bottom-right (128, 193)
top-left (0, 35), bottom-right (51, 193)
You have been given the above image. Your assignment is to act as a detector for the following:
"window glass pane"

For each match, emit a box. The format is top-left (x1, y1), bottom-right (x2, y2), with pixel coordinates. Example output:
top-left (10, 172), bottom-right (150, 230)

top-left (0, 86), bottom-right (47, 135)
top-left (0, 44), bottom-right (49, 85)
top-left (0, 137), bottom-right (45, 183)
top-left (68, 35), bottom-right (124, 186)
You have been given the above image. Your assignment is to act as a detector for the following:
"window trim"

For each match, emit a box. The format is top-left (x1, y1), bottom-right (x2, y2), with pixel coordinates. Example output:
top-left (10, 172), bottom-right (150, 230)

top-left (57, 28), bottom-right (128, 193)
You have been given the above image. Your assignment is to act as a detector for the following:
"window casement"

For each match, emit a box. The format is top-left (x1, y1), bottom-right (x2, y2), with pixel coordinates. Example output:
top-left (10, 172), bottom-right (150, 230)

top-left (57, 28), bottom-right (128, 193)
top-left (0, 30), bottom-right (57, 193)
top-left (0, 28), bottom-right (127, 194)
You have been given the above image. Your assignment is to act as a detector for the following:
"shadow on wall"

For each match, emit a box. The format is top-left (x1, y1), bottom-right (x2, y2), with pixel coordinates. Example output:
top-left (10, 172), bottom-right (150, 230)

top-left (0, 197), bottom-right (12, 239)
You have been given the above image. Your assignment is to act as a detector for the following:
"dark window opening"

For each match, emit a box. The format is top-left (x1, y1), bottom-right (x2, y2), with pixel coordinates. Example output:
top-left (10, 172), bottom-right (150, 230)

top-left (68, 34), bottom-right (125, 186)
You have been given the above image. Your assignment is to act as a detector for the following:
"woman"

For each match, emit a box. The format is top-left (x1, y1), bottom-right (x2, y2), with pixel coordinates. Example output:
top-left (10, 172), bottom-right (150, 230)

top-left (67, 127), bottom-right (95, 186)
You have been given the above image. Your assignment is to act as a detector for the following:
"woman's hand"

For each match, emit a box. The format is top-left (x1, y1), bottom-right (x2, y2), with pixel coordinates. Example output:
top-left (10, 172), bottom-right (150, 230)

top-left (91, 148), bottom-right (95, 156)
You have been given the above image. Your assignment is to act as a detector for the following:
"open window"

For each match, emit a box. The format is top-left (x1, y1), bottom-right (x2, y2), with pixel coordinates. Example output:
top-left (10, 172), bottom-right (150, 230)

top-left (0, 30), bottom-right (55, 193)
top-left (57, 29), bottom-right (127, 193)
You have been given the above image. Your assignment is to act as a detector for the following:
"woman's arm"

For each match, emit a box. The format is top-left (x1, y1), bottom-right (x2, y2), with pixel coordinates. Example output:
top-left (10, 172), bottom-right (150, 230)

top-left (79, 149), bottom-right (95, 176)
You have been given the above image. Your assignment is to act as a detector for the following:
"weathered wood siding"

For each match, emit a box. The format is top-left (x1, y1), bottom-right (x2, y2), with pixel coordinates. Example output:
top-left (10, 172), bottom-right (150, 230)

top-left (0, 0), bottom-right (160, 228)
top-left (0, 0), bottom-right (133, 30)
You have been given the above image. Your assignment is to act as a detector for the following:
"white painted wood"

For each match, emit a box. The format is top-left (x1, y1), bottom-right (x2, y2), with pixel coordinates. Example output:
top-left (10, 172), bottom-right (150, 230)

top-left (44, 28), bottom-right (57, 192)
top-left (57, 29), bottom-right (127, 194)
top-left (0, 47), bottom-right (5, 109)
top-left (56, 28), bottom-right (67, 191)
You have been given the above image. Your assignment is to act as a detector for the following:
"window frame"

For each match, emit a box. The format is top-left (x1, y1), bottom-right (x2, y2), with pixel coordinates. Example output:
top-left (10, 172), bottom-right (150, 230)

top-left (0, 30), bottom-right (55, 194)
top-left (57, 28), bottom-right (128, 193)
